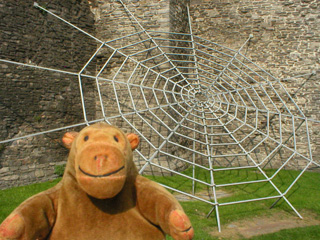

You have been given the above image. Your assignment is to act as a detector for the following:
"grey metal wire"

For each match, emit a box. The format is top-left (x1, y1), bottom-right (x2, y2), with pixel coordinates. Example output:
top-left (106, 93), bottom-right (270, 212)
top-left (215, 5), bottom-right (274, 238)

top-left (0, 1), bottom-right (318, 232)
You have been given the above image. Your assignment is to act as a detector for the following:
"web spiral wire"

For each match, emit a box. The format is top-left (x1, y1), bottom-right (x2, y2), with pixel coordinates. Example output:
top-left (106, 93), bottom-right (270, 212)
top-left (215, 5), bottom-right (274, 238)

top-left (0, 1), bottom-right (319, 232)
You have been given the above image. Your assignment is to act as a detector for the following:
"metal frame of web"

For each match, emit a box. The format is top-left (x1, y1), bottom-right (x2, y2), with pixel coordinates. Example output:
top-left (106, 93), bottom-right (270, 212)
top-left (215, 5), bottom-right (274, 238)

top-left (1, 0), bottom-right (319, 232)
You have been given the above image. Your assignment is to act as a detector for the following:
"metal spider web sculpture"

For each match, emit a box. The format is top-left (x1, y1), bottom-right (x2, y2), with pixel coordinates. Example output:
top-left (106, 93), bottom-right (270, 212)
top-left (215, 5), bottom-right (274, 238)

top-left (1, 1), bottom-right (319, 232)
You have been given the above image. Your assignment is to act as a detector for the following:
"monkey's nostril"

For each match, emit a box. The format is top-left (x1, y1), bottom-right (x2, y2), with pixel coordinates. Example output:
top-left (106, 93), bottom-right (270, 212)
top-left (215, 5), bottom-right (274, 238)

top-left (94, 155), bottom-right (107, 161)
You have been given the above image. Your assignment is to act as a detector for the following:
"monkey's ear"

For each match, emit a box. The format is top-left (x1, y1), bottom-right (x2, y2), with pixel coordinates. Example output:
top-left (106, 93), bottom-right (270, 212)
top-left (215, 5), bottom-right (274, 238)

top-left (126, 133), bottom-right (139, 150)
top-left (62, 132), bottom-right (78, 149)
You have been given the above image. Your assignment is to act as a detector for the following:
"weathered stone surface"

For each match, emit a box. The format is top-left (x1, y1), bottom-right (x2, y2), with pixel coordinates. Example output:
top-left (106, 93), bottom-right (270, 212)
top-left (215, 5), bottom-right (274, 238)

top-left (0, 0), bottom-right (319, 189)
top-left (35, 169), bottom-right (45, 178)
top-left (0, 0), bottom-right (97, 189)
top-left (189, 0), bottom-right (319, 169)
top-left (3, 175), bottom-right (19, 181)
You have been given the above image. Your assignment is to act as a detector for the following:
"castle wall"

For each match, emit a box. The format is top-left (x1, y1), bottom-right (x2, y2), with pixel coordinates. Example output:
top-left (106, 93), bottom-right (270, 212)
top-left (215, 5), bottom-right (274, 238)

top-left (0, 0), bottom-right (319, 188)
top-left (189, 0), bottom-right (319, 169)
top-left (0, 0), bottom-right (97, 189)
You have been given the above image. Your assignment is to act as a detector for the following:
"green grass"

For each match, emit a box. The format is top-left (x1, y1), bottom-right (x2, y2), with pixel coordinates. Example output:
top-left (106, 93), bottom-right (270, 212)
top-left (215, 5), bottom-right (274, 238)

top-left (0, 178), bottom-right (61, 222)
top-left (247, 225), bottom-right (320, 240)
top-left (148, 167), bottom-right (320, 239)
top-left (1, 168), bottom-right (319, 240)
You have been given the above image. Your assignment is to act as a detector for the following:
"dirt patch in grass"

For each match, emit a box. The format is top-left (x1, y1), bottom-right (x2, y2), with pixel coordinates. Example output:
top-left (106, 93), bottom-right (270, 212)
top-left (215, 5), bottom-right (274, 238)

top-left (210, 210), bottom-right (320, 239)
top-left (174, 189), bottom-right (233, 201)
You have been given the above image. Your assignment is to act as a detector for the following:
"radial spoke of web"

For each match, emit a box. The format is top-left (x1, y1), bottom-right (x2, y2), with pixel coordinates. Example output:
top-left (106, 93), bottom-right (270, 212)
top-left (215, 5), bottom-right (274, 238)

top-left (136, 103), bottom-right (194, 167)
top-left (215, 92), bottom-right (296, 124)
top-left (162, 89), bottom-right (195, 122)
top-left (225, 72), bottom-right (316, 133)
top-left (196, 54), bottom-right (227, 72)
top-left (0, 80), bottom-right (189, 144)
top-left (208, 99), bottom-right (312, 163)
top-left (217, 77), bottom-right (294, 115)
top-left (218, 75), bottom-right (260, 109)
top-left (195, 59), bottom-right (251, 90)
top-left (139, 104), bottom-right (196, 174)
top-left (206, 107), bottom-right (273, 168)
top-left (1, 58), bottom-right (190, 109)
top-left (193, 35), bottom-right (238, 53)
top-left (100, 58), bottom-right (172, 149)
top-left (283, 119), bottom-right (315, 194)
top-left (106, 43), bottom-right (190, 92)
top-left (246, 115), bottom-right (310, 163)
top-left (139, 52), bottom-right (165, 64)
top-left (146, 162), bottom-right (213, 187)
top-left (210, 35), bottom-right (253, 87)
top-left (109, 59), bottom-right (191, 133)
top-left (95, 49), bottom-right (119, 121)
top-left (225, 109), bottom-right (312, 170)
top-left (261, 115), bottom-right (301, 170)
top-left (0, 59), bottom-right (80, 77)
top-left (202, 68), bottom-right (284, 115)
top-left (78, 42), bottom-right (107, 124)
top-left (192, 114), bottom-right (197, 195)
top-left (221, 72), bottom-right (257, 96)
top-left (207, 107), bottom-right (263, 152)
top-left (199, 64), bottom-right (245, 90)
top-left (198, 70), bottom-right (264, 113)
top-left (159, 183), bottom-right (216, 206)
top-left (121, 65), bottom-right (185, 140)
top-left (105, 30), bottom-right (146, 45)
top-left (194, 42), bottom-right (235, 59)
top-left (101, 78), bottom-right (190, 100)
top-left (199, 72), bottom-right (230, 92)
top-left (199, 106), bottom-right (222, 231)
top-left (107, 102), bottom-right (191, 150)
top-left (158, 149), bottom-right (210, 170)
top-left (161, 134), bottom-right (210, 157)
top-left (95, 51), bottom-right (192, 125)
top-left (107, 100), bottom-right (188, 128)
top-left (117, 0), bottom-right (192, 86)
top-left (188, 96), bottom-right (310, 162)
top-left (34, 2), bottom-right (103, 44)
top-left (236, 54), bottom-right (306, 117)
top-left (0, 119), bottom-right (105, 144)
top-left (195, 57), bottom-right (252, 90)
top-left (126, 63), bottom-right (147, 112)
top-left (270, 119), bottom-right (315, 210)
top-left (110, 56), bottom-right (131, 116)
top-left (187, 5), bottom-right (200, 86)
top-left (34, 2), bottom-right (190, 93)
top-left (203, 105), bottom-right (247, 134)
top-left (209, 111), bottom-right (303, 219)
top-left (118, 37), bottom-right (154, 51)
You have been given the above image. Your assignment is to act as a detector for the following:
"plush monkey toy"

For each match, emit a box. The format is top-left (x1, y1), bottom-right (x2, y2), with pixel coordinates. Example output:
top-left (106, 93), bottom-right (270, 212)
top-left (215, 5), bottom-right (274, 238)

top-left (0, 123), bottom-right (194, 240)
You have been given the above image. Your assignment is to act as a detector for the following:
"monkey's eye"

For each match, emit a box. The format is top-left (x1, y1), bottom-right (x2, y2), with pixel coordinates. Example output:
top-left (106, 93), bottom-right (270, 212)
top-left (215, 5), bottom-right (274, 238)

top-left (114, 136), bottom-right (119, 142)
top-left (84, 136), bottom-right (89, 141)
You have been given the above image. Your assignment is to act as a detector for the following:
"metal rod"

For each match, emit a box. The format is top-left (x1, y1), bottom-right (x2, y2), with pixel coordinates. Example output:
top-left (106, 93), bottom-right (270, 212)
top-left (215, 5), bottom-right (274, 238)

top-left (1, 3), bottom-right (317, 233)
top-left (34, 2), bottom-right (103, 43)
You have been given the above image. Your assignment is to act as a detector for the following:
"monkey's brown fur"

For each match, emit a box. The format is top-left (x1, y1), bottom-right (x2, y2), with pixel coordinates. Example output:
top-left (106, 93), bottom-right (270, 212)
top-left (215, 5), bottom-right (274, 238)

top-left (0, 123), bottom-right (194, 240)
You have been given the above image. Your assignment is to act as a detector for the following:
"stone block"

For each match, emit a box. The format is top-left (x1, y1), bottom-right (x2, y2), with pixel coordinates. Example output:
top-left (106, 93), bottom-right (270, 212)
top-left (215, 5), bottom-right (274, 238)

top-left (0, 167), bottom-right (10, 173)
top-left (35, 169), bottom-right (45, 178)
top-left (3, 175), bottom-right (19, 181)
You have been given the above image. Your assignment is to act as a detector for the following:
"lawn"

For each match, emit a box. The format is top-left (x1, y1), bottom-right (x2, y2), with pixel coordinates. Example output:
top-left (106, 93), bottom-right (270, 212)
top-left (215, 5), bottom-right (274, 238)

top-left (1, 168), bottom-right (319, 239)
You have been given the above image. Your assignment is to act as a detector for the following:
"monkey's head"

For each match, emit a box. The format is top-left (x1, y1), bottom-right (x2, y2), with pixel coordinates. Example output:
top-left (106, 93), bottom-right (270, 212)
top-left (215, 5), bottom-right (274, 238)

top-left (62, 123), bottom-right (139, 199)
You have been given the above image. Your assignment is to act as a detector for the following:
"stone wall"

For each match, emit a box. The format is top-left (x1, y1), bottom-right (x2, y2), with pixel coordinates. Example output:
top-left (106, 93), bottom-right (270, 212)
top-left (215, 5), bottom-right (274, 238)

top-left (0, 0), bottom-right (97, 189)
top-left (0, 0), bottom-right (319, 188)
top-left (190, 0), bottom-right (318, 77)
top-left (87, 0), bottom-right (191, 175)
top-left (189, 0), bottom-right (319, 169)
